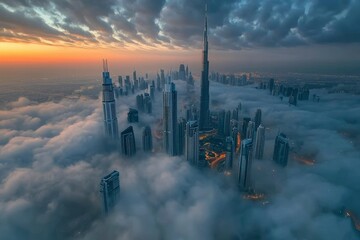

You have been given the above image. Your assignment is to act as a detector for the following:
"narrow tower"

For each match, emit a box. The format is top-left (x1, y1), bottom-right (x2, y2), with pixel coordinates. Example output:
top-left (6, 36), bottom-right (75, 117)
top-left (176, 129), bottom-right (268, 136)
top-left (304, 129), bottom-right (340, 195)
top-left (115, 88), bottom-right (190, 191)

top-left (254, 124), bottom-right (265, 159)
top-left (163, 77), bottom-right (178, 156)
top-left (100, 170), bottom-right (120, 214)
top-left (199, 4), bottom-right (210, 131)
top-left (185, 121), bottom-right (200, 166)
top-left (102, 60), bottom-right (119, 140)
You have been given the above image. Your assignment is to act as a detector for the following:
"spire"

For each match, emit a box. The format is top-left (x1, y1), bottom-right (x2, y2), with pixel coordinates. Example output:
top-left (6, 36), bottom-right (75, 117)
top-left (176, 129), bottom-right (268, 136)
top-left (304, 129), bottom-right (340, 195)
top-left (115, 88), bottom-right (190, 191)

top-left (103, 59), bottom-right (109, 72)
top-left (203, 3), bottom-right (208, 52)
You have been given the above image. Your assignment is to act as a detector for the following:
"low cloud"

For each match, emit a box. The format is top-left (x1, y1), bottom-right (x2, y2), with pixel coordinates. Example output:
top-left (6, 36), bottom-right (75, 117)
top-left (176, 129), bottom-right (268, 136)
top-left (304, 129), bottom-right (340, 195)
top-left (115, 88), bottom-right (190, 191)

top-left (0, 80), bottom-right (359, 239)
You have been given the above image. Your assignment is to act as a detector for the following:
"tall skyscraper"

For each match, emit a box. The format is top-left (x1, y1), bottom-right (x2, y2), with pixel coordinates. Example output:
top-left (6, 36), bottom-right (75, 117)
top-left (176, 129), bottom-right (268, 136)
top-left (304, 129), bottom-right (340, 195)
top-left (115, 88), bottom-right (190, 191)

top-left (179, 64), bottom-right (186, 80)
top-left (269, 78), bottom-right (275, 94)
top-left (101, 60), bottom-right (119, 140)
top-left (225, 136), bottom-right (234, 171)
top-left (254, 124), bottom-right (265, 160)
top-left (246, 121), bottom-right (255, 139)
top-left (100, 170), bottom-right (120, 214)
top-left (232, 126), bottom-right (239, 149)
top-left (121, 126), bottom-right (136, 157)
top-left (254, 109), bottom-right (262, 130)
top-left (273, 133), bottom-right (290, 167)
top-left (133, 70), bottom-right (138, 89)
top-left (142, 126), bottom-right (153, 152)
top-left (127, 108), bottom-right (139, 123)
top-left (185, 121), bottom-right (199, 166)
top-left (177, 118), bottom-right (186, 155)
top-left (224, 110), bottom-right (231, 136)
top-left (237, 139), bottom-right (253, 191)
top-left (242, 117), bottom-right (251, 138)
top-left (217, 110), bottom-right (225, 136)
top-left (199, 5), bottom-right (210, 131)
top-left (118, 76), bottom-right (123, 88)
top-left (160, 69), bottom-right (165, 88)
top-left (163, 78), bottom-right (178, 156)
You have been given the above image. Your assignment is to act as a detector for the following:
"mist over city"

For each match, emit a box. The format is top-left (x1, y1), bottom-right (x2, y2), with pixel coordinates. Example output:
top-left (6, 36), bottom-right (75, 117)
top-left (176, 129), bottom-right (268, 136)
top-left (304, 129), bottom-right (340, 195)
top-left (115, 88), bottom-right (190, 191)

top-left (1, 0), bottom-right (360, 240)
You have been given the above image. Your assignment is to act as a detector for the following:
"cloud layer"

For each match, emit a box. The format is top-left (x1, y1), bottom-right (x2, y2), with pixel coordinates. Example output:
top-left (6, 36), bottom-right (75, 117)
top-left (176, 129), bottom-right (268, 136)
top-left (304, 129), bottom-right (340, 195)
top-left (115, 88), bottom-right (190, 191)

top-left (0, 80), bottom-right (360, 239)
top-left (1, 0), bottom-right (360, 49)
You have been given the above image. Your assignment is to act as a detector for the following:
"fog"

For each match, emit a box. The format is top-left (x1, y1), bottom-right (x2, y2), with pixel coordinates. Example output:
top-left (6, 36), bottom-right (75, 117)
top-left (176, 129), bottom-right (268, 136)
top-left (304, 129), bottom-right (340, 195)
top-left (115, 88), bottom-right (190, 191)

top-left (0, 80), bottom-right (359, 239)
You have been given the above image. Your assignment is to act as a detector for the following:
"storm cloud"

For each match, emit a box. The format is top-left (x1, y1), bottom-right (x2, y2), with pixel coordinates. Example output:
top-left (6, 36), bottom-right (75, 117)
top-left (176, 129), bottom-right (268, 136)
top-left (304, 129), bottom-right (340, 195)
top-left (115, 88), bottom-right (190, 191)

top-left (1, 0), bottom-right (360, 49)
top-left (0, 78), bottom-right (360, 239)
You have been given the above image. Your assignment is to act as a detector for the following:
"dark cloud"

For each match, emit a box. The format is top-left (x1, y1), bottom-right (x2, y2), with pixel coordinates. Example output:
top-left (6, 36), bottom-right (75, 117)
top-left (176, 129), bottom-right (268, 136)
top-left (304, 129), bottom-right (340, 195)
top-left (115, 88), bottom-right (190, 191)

top-left (0, 0), bottom-right (359, 49)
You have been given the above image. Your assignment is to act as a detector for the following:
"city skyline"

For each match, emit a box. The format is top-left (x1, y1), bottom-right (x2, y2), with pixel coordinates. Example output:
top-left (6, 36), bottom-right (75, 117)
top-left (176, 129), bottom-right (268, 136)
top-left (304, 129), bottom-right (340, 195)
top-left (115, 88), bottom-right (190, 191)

top-left (1, 0), bottom-right (360, 82)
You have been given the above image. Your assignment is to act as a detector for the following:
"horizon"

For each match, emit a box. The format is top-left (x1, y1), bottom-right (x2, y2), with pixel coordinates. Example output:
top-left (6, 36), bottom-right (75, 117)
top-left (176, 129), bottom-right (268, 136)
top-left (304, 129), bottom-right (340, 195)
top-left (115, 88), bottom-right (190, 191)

top-left (1, 0), bottom-right (360, 82)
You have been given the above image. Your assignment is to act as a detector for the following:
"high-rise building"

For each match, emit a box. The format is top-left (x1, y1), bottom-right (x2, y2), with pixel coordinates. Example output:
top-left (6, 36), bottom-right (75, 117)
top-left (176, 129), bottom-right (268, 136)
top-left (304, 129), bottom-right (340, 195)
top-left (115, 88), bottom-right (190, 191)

top-left (150, 85), bottom-right (155, 100)
top-left (101, 60), bottom-right (119, 140)
top-left (254, 124), bottom-right (265, 160)
top-left (217, 110), bottom-right (225, 136)
top-left (232, 109), bottom-right (239, 121)
top-left (273, 133), bottom-right (289, 167)
top-left (179, 64), bottom-right (186, 80)
top-left (127, 108), bottom-right (139, 123)
top-left (225, 136), bottom-right (234, 171)
top-left (232, 126), bottom-right (239, 149)
top-left (246, 121), bottom-right (255, 139)
top-left (242, 117), bottom-right (251, 138)
top-left (254, 109), bottom-right (262, 130)
top-left (237, 139), bottom-right (253, 191)
top-left (269, 78), bottom-right (275, 94)
top-left (121, 126), bottom-right (136, 157)
top-left (142, 126), bottom-right (153, 152)
top-left (185, 121), bottom-right (199, 166)
top-left (144, 93), bottom-right (152, 114)
top-left (160, 69), bottom-right (165, 88)
top-left (136, 94), bottom-right (144, 112)
top-left (199, 5), bottom-right (210, 131)
top-left (118, 76), bottom-right (123, 88)
top-left (163, 79), bottom-right (178, 156)
top-left (100, 170), bottom-right (120, 214)
top-left (224, 110), bottom-right (231, 136)
top-left (177, 118), bottom-right (186, 155)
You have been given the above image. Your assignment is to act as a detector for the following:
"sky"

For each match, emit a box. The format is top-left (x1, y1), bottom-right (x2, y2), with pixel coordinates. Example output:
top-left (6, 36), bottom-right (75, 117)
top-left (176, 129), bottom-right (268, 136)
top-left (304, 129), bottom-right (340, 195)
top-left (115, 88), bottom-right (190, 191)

top-left (0, 80), bottom-right (359, 239)
top-left (1, 0), bottom-right (360, 82)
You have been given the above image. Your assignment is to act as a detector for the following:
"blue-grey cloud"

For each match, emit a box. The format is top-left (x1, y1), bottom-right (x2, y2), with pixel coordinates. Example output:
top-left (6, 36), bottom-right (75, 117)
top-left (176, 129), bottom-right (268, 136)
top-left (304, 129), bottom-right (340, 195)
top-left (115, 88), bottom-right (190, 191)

top-left (0, 0), bottom-right (359, 49)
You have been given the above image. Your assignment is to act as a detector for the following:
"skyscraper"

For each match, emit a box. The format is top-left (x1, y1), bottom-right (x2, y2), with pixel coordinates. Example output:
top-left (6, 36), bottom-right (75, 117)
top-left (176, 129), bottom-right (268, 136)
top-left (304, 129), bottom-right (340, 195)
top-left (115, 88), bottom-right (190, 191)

top-left (185, 121), bottom-right (199, 166)
top-left (232, 126), bottom-right (239, 149)
top-left (121, 126), bottom-right (136, 157)
top-left (127, 108), bottom-right (139, 123)
top-left (100, 170), bottom-right (120, 214)
top-left (179, 64), bottom-right (186, 80)
top-left (101, 60), bottom-right (119, 140)
top-left (237, 139), bottom-right (253, 191)
top-left (254, 109), bottom-right (262, 130)
top-left (224, 110), bottom-right (231, 136)
top-left (225, 136), bottom-right (234, 171)
top-left (217, 110), bottom-right (225, 136)
top-left (246, 121), bottom-right (255, 139)
top-left (177, 118), bottom-right (186, 155)
top-left (199, 5), bottom-right (210, 131)
top-left (242, 117), bottom-right (251, 138)
top-left (273, 133), bottom-right (290, 167)
top-left (144, 93), bottom-right (152, 114)
top-left (269, 78), bottom-right (275, 94)
top-left (163, 78), bottom-right (178, 156)
top-left (142, 126), bottom-right (153, 152)
top-left (254, 124), bottom-right (265, 160)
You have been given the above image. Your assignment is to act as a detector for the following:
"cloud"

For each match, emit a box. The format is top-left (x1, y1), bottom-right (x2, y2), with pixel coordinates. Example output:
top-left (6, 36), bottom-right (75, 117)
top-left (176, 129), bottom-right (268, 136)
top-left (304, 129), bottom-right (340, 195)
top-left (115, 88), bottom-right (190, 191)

top-left (0, 0), bottom-right (360, 49)
top-left (0, 79), bottom-right (360, 240)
